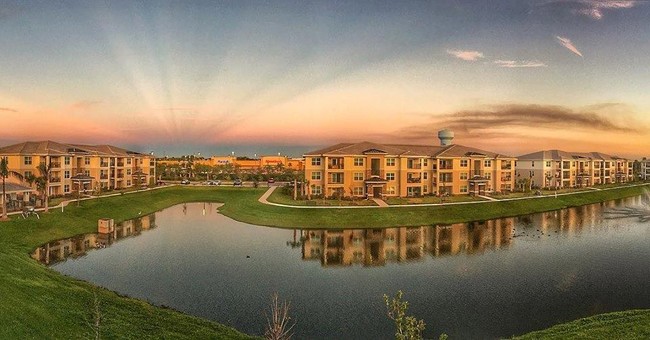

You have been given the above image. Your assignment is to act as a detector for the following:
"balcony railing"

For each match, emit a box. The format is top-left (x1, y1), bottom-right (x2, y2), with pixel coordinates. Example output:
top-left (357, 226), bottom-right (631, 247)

top-left (365, 170), bottom-right (385, 179)
top-left (50, 177), bottom-right (61, 183)
top-left (328, 163), bottom-right (344, 169)
top-left (501, 177), bottom-right (512, 182)
top-left (407, 163), bottom-right (422, 170)
top-left (439, 163), bottom-right (453, 170)
top-left (117, 162), bottom-right (124, 167)
top-left (117, 174), bottom-right (124, 178)
top-left (50, 162), bottom-right (61, 168)
top-left (407, 177), bottom-right (421, 183)
top-left (100, 162), bottom-right (109, 167)
top-left (100, 174), bottom-right (108, 180)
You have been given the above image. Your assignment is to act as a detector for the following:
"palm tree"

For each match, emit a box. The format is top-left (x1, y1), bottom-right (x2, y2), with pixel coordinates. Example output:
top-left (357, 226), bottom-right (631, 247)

top-left (36, 161), bottom-right (53, 213)
top-left (1, 157), bottom-right (24, 220)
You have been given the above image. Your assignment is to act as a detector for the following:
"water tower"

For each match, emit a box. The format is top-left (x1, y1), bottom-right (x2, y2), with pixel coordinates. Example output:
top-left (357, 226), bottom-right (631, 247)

top-left (438, 129), bottom-right (454, 146)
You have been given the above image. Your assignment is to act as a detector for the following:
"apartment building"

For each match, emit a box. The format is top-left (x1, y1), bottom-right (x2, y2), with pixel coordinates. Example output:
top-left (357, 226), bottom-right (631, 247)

top-left (516, 150), bottom-right (633, 189)
top-left (303, 131), bottom-right (516, 198)
top-left (641, 159), bottom-right (650, 180)
top-left (0, 141), bottom-right (155, 197)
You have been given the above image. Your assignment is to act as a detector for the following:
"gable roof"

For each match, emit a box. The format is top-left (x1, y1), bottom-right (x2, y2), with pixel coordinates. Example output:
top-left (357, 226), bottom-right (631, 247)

top-left (0, 141), bottom-right (147, 157)
top-left (517, 149), bottom-right (625, 161)
top-left (305, 142), bottom-right (514, 158)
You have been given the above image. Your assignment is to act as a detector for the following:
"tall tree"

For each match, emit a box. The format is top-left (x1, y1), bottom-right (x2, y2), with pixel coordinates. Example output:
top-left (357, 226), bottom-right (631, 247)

top-left (36, 161), bottom-right (53, 213)
top-left (1, 157), bottom-right (24, 220)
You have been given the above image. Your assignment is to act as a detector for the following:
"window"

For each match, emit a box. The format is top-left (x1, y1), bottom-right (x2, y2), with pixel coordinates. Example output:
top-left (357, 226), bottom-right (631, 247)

top-left (127, 180), bottom-right (131, 186)
top-left (484, 160), bottom-right (492, 167)
top-left (84, 157), bottom-right (90, 165)
top-left (311, 171), bottom-right (322, 180)
top-left (24, 171), bottom-right (32, 178)
top-left (386, 158), bottom-right (396, 166)
top-left (387, 186), bottom-right (396, 195)
top-left (24, 156), bottom-right (32, 165)
top-left (423, 172), bottom-right (428, 180)
top-left (127, 169), bottom-right (132, 175)
top-left (127, 158), bottom-right (132, 165)
top-left (64, 157), bottom-right (70, 165)
top-left (423, 185), bottom-right (428, 193)
top-left (64, 171), bottom-right (70, 179)
top-left (485, 173), bottom-right (492, 180)
top-left (64, 185), bottom-right (70, 193)
top-left (531, 161), bottom-right (535, 167)
top-left (84, 170), bottom-right (90, 176)
top-left (353, 187), bottom-right (364, 195)
top-left (546, 161), bottom-right (551, 167)
top-left (353, 172), bottom-right (364, 181)
top-left (311, 185), bottom-right (322, 195)
top-left (386, 172), bottom-right (395, 181)
top-left (353, 158), bottom-right (364, 166)
top-left (311, 157), bottom-right (322, 166)
top-left (460, 185), bottom-right (468, 193)
top-left (423, 159), bottom-right (428, 167)
top-left (460, 172), bottom-right (468, 180)
top-left (329, 173), bottom-right (344, 184)
top-left (460, 159), bottom-right (468, 167)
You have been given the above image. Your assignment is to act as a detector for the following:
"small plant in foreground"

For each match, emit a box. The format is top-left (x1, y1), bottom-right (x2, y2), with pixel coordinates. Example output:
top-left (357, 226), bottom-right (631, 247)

top-left (264, 292), bottom-right (295, 340)
top-left (86, 291), bottom-right (103, 340)
top-left (384, 290), bottom-right (447, 340)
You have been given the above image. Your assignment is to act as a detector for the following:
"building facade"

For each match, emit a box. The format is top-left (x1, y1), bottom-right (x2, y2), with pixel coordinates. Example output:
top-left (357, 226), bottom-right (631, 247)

top-left (641, 159), bottom-right (650, 180)
top-left (304, 134), bottom-right (516, 198)
top-left (516, 150), bottom-right (633, 189)
top-left (0, 141), bottom-right (155, 197)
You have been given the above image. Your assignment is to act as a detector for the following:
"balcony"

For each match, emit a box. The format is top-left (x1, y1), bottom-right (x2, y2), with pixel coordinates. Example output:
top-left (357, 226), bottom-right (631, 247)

top-left (407, 177), bottom-right (421, 183)
top-left (439, 164), bottom-right (453, 170)
top-left (327, 163), bottom-right (344, 170)
top-left (117, 174), bottom-right (124, 179)
top-left (576, 172), bottom-right (590, 178)
top-left (407, 163), bottom-right (422, 170)
top-left (365, 170), bottom-right (384, 179)
top-left (50, 177), bottom-right (61, 183)
top-left (100, 174), bottom-right (108, 180)
top-left (100, 162), bottom-right (109, 167)
top-left (469, 170), bottom-right (489, 182)
top-left (501, 177), bottom-right (512, 182)
top-left (50, 162), bottom-right (61, 168)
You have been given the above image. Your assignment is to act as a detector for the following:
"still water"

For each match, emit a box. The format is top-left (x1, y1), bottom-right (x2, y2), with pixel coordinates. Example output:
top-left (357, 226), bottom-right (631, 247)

top-left (33, 198), bottom-right (650, 339)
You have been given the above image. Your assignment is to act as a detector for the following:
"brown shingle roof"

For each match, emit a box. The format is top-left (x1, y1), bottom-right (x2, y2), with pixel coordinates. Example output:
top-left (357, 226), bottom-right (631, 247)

top-left (0, 141), bottom-right (147, 157)
top-left (517, 149), bottom-right (625, 161)
top-left (305, 142), bottom-right (513, 158)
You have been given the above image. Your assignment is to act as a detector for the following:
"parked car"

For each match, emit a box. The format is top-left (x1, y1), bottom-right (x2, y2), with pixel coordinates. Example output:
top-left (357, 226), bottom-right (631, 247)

top-left (206, 180), bottom-right (221, 186)
top-left (180, 179), bottom-right (190, 185)
top-left (267, 178), bottom-right (275, 184)
top-left (233, 179), bottom-right (243, 186)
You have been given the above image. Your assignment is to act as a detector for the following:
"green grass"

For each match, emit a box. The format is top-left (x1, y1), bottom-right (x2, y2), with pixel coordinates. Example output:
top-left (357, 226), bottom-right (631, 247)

top-left (514, 309), bottom-right (650, 339)
top-left (385, 194), bottom-right (487, 205)
top-left (267, 188), bottom-right (377, 206)
top-left (1, 184), bottom-right (649, 338)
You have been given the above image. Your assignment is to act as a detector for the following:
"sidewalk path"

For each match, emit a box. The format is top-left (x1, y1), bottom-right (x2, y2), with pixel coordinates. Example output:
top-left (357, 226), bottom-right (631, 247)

top-left (372, 198), bottom-right (389, 207)
top-left (478, 195), bottom-right (498, 201)
top-left (257, 183), bottom-right (650, 209)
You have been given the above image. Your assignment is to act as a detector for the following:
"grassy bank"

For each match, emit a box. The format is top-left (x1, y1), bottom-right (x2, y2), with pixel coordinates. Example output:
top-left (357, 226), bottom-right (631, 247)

top-left (0, 188), bottom-right (257, 339)
top-left (1, 184), bottom-right (649, 338)
top-left (514, 309), bottom-right (650, 339)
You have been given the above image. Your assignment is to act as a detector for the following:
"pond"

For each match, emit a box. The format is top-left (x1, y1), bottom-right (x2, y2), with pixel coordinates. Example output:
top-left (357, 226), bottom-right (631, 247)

top-left (33, 198), bottom-right (650, 339)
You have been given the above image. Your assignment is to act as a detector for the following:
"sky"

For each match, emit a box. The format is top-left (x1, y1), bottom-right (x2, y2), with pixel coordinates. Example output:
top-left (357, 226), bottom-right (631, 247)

top-left (1, 0), bottom-right (649, 158)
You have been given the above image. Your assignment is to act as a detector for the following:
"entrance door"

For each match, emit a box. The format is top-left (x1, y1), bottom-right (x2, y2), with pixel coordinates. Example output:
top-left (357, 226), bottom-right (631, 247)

top-left (373, 186), bottom-right (382, 198)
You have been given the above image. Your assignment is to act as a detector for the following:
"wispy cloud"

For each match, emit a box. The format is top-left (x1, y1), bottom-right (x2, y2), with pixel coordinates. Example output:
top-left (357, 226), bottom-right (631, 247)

top-left (494, 60), bottom-right (547, 68)
top-left (541, 0), bottom-right (640, 20)
top-left (0, 107), bottom-right (18, 112)
top-left (446, 49), bottom-right (484, 61)
top-left (395, 103), bottom-right (641, 140)
top-left (555, 36), bottom-right (583, 57)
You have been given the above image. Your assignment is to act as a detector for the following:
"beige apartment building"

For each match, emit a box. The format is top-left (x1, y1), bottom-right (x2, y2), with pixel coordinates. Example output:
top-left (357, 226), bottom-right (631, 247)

top-left (0, 141), bottom-right (155, 197)
top-left (516, 150), bottom-right (633, 189)
top-left (304, 131), bottom-right (516, 198)
top-left (642, 159), bottom-right (650, 181)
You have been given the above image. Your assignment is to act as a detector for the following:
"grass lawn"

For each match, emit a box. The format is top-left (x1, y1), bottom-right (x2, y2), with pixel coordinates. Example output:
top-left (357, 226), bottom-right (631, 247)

top-left (267, 187), bottom-right (377, 206)
top-left (514, 309), bottom-right (650, 339)
top-left (1, 184), bottom-right (649, 338)
top-left (385, 194), bottom-right (487, 205)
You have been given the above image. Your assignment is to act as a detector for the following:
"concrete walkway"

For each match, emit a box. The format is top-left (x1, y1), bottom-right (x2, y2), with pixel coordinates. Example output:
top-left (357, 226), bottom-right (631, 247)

top-left (478, 195), bottom-right (498, 201)
top-left (257, 183), bottom-right (650, 209)
top-left (372, 198), bottom-right (389, 207)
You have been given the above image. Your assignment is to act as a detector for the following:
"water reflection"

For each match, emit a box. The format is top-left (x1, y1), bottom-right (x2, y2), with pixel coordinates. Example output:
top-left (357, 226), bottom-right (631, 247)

top-left (32, 214), bottom-right (157, 265)
top-left (32, 195), bottom-right (647, 267)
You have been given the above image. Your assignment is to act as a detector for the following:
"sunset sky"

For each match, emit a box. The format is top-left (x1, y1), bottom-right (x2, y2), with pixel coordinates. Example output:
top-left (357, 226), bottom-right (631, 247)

top-left (1, 0), bottom-right (649, 158)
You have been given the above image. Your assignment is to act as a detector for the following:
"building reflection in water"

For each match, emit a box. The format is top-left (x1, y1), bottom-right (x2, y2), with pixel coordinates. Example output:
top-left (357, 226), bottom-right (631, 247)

top-left (31, 214), bottom-right (157, 265)
top-left (301, 218), bottom-right (515, 267)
